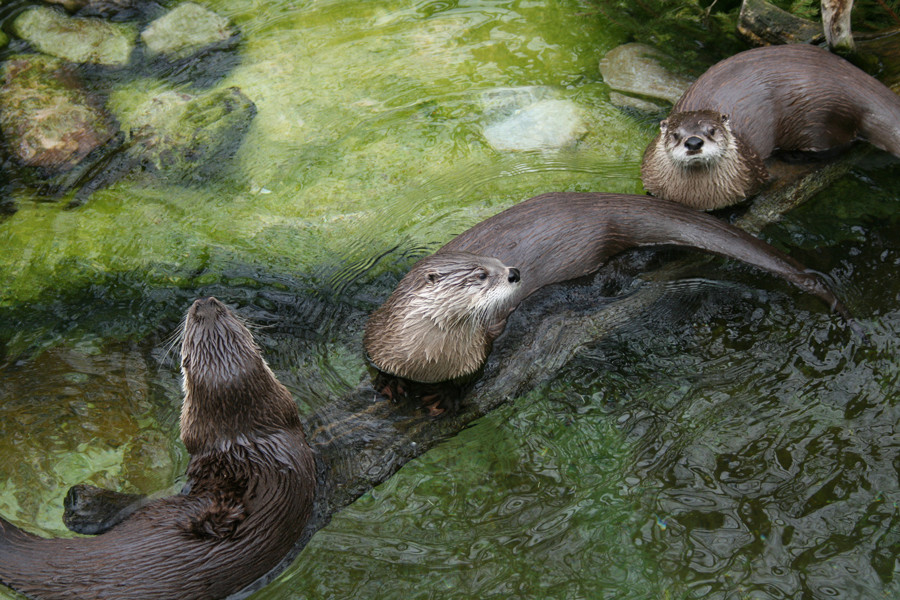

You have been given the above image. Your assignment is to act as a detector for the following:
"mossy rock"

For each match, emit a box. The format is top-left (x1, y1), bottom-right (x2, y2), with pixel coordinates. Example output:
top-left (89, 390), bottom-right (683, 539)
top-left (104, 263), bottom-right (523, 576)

top-left (0, 54), bottom-right (117, 171)
top-left (12, 6), bottom-right (138, 66)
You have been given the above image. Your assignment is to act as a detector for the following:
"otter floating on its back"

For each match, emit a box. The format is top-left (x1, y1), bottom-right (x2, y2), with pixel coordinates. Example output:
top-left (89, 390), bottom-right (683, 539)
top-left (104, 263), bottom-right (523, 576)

top-left (641, 43), bottom-right (900, 209)
top-left (364, 192), bottom-right (859, 384)
top-left (0, 297), bottom-right (316, 600)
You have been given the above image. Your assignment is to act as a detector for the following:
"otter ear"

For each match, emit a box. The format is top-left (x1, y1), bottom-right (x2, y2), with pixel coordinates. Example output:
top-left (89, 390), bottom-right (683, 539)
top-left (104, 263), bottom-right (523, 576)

top-left (659, 119), bottom-right (668, 133)
top-left (425, 271), bottom-right (440, 285)
top-left (721, 114), bottom-right (729, 124)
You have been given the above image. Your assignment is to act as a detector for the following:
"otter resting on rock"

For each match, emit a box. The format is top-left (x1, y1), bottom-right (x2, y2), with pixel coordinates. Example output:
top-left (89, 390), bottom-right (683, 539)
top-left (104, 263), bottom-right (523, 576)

top-left (364, 192), bottom-right (859, 384)
top-left (641, 43), bottom-right (900, 209)
top-left (0, 297), bottom-right (317, 600)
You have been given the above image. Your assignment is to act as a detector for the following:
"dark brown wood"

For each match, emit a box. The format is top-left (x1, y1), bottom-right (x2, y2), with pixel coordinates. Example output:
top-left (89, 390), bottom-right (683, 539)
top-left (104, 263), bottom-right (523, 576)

top-left (738, 0), bottom-right (823, 45)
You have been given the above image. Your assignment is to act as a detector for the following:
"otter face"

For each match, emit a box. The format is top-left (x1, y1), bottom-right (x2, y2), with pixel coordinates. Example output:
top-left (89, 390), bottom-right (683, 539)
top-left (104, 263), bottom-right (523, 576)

top-left (364, 251), bottom-right (522, 383)
top-left (415, 252), bottom-right (521, 327)
top-left (660, 111), bottom-right (733, 167)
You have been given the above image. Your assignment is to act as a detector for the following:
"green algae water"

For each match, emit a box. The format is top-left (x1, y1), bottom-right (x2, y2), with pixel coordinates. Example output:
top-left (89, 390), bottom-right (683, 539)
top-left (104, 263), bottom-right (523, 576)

top-left (1, 1), bottom-right (899, 599)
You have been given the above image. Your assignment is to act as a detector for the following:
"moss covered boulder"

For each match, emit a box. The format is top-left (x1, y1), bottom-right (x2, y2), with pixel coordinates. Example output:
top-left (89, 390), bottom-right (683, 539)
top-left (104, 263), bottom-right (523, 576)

top-left (72, 86), bottom-right (257, 202)
top-left (12, 6), bottom-right (138, 67)
top-left (126, 86), bottom-right (256, 174)
top-left (140, 2), bottom-right (237, 61)
top-left (0, 54), bottom-right (117, 171)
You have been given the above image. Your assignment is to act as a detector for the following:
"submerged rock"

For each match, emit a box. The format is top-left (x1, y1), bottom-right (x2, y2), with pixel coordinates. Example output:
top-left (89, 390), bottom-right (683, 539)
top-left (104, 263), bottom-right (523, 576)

top-left (599, 43), bottom-right (693, 109)
top-left (128, 87), bottom-right (256, 171)
top-left (12, 6), bottom-right (138, 67)
top-left (140, 2), bottom-right (237, 61)
top-left (71, 86), bottom-right (257, 203)
top-left (46, 0), bottom-right (89, 10)
top-left (45, 0), bottom-right (140, 16)
top-left (482, 99), bottom-right (587, 152)
top-left (479, 86), bottom-right (555, 119)
top-left (0, 54), bottom-right (117, 171)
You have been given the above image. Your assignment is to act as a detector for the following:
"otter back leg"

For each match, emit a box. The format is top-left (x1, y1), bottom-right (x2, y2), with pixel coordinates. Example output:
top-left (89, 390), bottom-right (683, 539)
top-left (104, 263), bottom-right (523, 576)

top-left (63, 484), bottom-right (148, 535)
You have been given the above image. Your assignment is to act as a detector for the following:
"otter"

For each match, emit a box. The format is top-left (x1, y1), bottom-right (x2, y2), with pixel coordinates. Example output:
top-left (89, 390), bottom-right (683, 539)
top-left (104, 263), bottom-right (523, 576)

top-left (364, 192), bottom-right (860, 384)
top-left (0, 297), bottom-right (316, 600)
top-left (365, 252), bottom-right (522, 384)
top-left (641, 43), bottom-right (900, 209)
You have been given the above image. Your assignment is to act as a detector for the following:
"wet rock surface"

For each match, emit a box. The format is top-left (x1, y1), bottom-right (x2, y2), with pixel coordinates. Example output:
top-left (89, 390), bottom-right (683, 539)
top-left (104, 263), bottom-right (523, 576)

top-left (0, 1), bottom-right (248, 206)
top-left (0, 54), bottom-right (117, 171)
top-left (70, 86), bottom-right (257, 203)
top-left (127, 87), bottom-right (257, 174)
top-left (141, 2), bottom-right (237, 61)
top-left (482, 98), bottom-right (587, 152)
top-left (600, 43), bottom-right (694, 111)
top-left (12, 6), bottom-right (138, 66)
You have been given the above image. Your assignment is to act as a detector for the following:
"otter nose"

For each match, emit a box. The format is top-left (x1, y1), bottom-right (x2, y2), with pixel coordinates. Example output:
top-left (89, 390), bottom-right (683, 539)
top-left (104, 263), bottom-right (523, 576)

top-left (507, 268), bottom-right (520, 283)
top-left (684, 136), bottom-right (704, 151)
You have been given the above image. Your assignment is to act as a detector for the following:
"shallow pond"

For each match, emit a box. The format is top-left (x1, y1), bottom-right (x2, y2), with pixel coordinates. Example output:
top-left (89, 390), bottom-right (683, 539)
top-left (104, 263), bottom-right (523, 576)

top-left (1, 0), bottom-right (899, 599)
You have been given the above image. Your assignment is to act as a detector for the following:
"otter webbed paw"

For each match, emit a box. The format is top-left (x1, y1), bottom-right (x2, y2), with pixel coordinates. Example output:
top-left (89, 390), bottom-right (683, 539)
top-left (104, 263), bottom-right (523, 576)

top-left (63, 484), bottom-right (147, 535)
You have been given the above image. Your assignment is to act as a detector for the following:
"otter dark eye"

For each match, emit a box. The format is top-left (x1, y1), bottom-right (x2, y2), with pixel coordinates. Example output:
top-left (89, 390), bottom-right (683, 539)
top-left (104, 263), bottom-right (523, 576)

top-left (708, 127), bottom-right (717, 136)
top-left (476, 271), bottom-right (488, 281)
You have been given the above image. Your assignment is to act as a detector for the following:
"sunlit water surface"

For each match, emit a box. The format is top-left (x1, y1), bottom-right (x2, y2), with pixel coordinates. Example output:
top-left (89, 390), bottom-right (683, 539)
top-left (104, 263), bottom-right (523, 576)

top-left (0, 1), bottom-right (898, 599)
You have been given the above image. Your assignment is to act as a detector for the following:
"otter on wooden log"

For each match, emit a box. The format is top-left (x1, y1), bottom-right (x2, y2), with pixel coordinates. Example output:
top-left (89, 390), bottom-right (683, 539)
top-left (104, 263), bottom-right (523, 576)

top-left (641, 43), bottom-right (900, 209)
top-left (364, 192), bottom-right (860, 384)
top-left (0, 297), bottom-right (317, 600)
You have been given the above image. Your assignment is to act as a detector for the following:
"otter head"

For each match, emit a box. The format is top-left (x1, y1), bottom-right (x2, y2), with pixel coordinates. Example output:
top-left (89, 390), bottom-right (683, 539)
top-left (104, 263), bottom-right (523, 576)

top-left (180, 297), bottom-right (300, 452)
top-left (364, 251), bottom-right (522, 384)
top-left (660, 110), bottom-right (734, 167)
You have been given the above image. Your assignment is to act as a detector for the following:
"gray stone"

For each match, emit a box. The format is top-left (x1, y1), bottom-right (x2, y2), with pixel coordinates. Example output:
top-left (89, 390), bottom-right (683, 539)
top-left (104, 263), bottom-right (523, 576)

top-left (12, 6), bottom-right (137, 66)
top-left (140, 2), bottom-right (236, 60)
top-left (483, 99), bottom-right (587, 152)
top-left (608, 91), bottom-right (667, 113)
top-left (123, 87), bottom-right (256, 174)
top-left (599, 43), bottom-right (693, 105)
top-left (479, 86), bottom-right (555, 119)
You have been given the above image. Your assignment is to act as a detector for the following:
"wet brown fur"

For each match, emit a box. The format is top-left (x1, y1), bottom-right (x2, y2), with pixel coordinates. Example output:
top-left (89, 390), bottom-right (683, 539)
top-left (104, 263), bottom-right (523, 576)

top-left (641, 43), bottom-right (900, 209)
top-left (0, 297), bottom-right (316, 600)
top-left (365, 192), bottom-right (857, 383)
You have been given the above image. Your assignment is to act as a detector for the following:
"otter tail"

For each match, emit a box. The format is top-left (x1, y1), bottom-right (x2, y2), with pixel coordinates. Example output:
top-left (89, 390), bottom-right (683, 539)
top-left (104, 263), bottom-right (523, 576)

top-left (862, 107), bottom-right (900, 159)
top-left (620, 195), bottom-right (865, 338)
top-left (0, 517), bottom-right (55, 597)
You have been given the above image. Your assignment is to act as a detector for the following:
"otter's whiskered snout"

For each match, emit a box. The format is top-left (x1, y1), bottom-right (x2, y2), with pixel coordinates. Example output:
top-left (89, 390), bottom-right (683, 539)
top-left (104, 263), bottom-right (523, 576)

top-left (684, 136), bottom-right (704, 153)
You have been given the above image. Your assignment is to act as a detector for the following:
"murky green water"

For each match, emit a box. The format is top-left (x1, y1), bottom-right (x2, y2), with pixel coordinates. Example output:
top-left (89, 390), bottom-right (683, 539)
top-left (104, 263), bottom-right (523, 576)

top-left (1, 1), bottom-right (899, 599)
